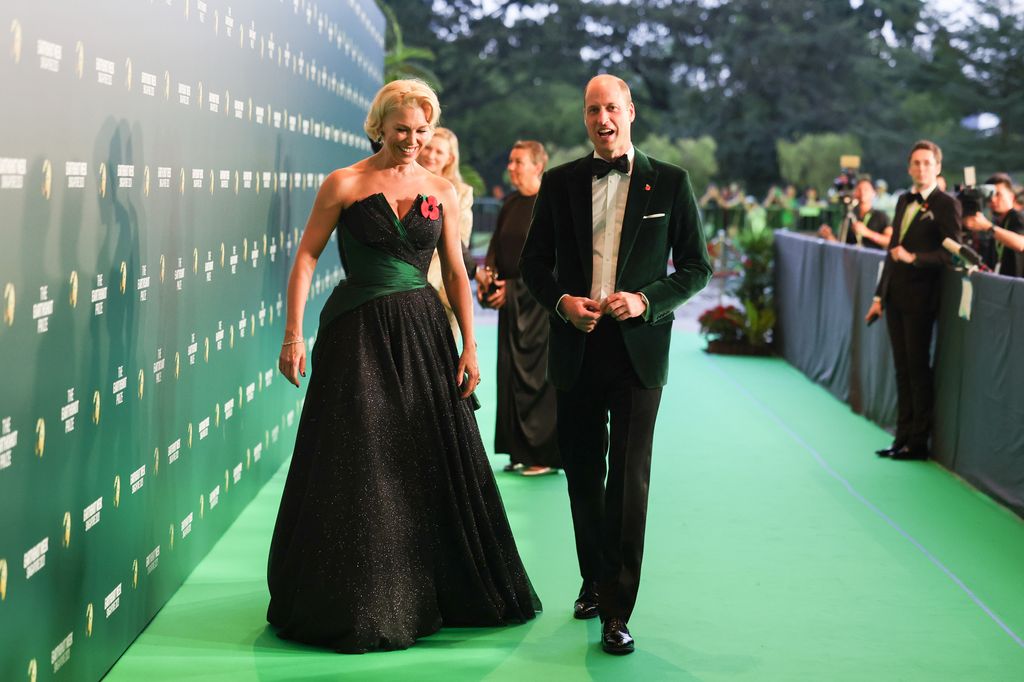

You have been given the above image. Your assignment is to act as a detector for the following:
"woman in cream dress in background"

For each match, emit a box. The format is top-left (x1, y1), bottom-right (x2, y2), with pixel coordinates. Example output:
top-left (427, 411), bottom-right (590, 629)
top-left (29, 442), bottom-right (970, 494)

top-left (418, 127), bottom-right (475, 341)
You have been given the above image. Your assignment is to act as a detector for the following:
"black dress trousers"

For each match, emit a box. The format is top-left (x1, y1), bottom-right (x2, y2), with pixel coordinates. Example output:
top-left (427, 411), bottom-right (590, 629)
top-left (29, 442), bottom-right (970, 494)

top-left (556, 319), bottom-right (662, 621)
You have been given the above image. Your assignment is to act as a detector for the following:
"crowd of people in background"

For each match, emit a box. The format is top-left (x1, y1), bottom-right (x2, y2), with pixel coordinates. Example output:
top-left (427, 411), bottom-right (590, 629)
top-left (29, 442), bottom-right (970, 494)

top-left (695, 173), bottom-right (1024, 279)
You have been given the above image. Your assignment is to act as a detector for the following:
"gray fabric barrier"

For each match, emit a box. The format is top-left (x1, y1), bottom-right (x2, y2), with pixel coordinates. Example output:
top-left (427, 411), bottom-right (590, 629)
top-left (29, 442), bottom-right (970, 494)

top-left (774, 231), bottom-right (1024, 517)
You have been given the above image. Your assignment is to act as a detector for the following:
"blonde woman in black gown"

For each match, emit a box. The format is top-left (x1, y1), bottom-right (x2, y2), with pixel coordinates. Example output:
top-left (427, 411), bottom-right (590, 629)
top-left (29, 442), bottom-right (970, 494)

top-left (268, 79), bottom-right (540, 653)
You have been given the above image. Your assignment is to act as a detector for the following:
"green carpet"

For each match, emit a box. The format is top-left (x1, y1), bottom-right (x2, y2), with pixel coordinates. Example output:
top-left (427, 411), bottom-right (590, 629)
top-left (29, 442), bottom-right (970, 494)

top-left (105, 329), bottom-right (1024, 681)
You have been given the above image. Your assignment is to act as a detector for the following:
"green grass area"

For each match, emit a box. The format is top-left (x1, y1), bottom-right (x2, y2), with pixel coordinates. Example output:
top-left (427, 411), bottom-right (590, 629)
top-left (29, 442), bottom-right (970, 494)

top-left (105, 330), bottom-right (1024, 681)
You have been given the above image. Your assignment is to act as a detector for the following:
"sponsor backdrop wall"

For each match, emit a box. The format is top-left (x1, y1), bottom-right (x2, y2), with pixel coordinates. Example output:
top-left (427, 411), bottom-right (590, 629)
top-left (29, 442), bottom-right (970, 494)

top-left (0, 1), bottom-right (383, 679)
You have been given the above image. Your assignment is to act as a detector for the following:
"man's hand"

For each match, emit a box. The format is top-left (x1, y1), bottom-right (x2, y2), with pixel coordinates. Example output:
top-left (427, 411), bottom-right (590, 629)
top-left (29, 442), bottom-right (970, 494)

top-left (559, 295), bottom-right (602, 332)
top-left (865, 299), bottom-right (883, 325)
top-left (852, 220), bottom-right (868, 236)
top-left (963, 214), bottom-right (993, 232)
top-left (890, 245), bottom-right (917, 264)
top-left (485, 279), bottom-right (507, 309)
top-left (817, 224), bottom-right (836, 241)
top-left (602, 292), bottom-right (647, 321)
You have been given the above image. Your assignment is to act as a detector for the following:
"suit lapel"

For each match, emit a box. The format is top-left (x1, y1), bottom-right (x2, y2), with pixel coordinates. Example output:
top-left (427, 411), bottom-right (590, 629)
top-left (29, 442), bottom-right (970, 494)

top-left (616, 149), bottom-right (658, 280)
top-left (899, 192), bottom-right (930, 245)
top-left (569, 156), bottom-right (594, 286)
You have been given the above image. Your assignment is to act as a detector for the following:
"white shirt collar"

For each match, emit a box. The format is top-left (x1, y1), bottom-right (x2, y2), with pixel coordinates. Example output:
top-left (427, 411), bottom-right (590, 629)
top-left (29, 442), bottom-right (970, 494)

top-left (917, 183), bottom-right (937, 200)
top-left (592, 146), bottom-right (635, 176)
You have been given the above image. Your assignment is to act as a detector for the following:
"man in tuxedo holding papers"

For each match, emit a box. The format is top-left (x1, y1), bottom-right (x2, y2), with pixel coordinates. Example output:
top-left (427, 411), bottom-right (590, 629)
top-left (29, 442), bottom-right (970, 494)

top-left (865, 140), bottom-right (962, 460)
top-left (520, 74), bottom-right (711, 655)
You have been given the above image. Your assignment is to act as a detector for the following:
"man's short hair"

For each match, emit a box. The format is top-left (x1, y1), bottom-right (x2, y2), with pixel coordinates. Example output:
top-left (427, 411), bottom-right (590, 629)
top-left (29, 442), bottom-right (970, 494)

top-left (908, 139), bottom-right (942, 165)
top-left (584, 75), bottom-right (632, 105)
top-left (856, 174), bottom-right (874, 187)
top-left (985, 172), bottom-right (1015, 192)
top-left (512, 140), bottom-right (548, 169)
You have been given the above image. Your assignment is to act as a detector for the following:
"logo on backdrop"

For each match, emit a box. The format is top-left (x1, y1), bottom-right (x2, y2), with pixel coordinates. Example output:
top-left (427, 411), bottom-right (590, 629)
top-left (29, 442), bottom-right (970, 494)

top-left (75, 41), bottom-right (84, 79)
top-left (92, 390), bottom-right (100, 424)
top-left (98, 162), bottom-right (107, 198)
top-left (132, 559), bottom-right (138, 589)
top-left (119, 261), bottom-right (127, 294)
top-left (28, 658), bottom-right (37, 682)
top-left (144, 166), bottom-right (151, 196)
top-left (41, 159), bottom-right (52, 200)
top-left (69, 271), bottom-right (78, 308)
top-left (10, 20), bottom-right (22, 64)
top-left (113, 475), bottom-right (121, 508)
top-left (4, 283), bottom-right (14, 326)
top-left (35, 418), bottom-right (44, 457)
top-left (124, 57), bottom-right (133, 91)
top-left (0, 558), bottom-right (7, 600)
top-left (137, 369), bottom-right (144, 400)
top-left (62, 511), bottom-right (71, 548)
top-left (153, 447), bottom-right (159, 477)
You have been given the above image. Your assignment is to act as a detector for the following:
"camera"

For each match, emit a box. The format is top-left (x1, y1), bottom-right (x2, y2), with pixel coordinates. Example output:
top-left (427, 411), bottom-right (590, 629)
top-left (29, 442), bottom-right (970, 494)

top-left (955, 166), bottom-right (995, 216)
top-left (831, 155), bottom-right (861, 206)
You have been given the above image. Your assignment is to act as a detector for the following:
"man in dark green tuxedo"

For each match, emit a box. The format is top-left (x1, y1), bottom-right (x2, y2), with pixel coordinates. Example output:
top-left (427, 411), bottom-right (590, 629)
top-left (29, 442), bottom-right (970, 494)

top-left (519, 74), bottom-right (712, 655)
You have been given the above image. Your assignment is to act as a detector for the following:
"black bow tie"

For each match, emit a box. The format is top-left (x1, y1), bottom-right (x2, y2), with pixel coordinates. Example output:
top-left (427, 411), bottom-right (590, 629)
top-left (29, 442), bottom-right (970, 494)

top-left (591, 155), bottom-right (629, 179)
top-left (908, 192), bottom-right (924, 204)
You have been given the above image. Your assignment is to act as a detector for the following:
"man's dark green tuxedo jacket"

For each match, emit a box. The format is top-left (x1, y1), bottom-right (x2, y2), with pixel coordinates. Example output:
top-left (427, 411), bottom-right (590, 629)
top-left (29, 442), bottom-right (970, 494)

top-left (519, 149), bottom-right (712, 390)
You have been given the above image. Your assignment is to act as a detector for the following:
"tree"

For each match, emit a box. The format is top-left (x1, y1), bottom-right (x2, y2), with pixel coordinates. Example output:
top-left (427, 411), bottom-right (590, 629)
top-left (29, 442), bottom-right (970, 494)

top-left (379, 1), bottom-right (441, 87)
top-left (638, 134), bottom-right (718, 195)
top-left (777, 132), bottom-right (862, 192)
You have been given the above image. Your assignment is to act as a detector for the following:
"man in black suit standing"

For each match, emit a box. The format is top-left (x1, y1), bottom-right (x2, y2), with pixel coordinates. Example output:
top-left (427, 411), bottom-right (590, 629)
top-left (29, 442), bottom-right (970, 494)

top-left (866, 140), bottom-right (961, 460)
top-left (519, 75), bottom-right (711, 654)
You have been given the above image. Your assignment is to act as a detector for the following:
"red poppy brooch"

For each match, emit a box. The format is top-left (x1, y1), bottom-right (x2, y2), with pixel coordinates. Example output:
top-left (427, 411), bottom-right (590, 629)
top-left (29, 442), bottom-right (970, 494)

top-left (420, 195), bottom-right (440, 220)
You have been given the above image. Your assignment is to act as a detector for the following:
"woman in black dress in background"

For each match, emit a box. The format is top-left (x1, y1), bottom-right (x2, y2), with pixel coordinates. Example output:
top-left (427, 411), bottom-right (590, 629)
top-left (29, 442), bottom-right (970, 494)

top-left (268, 79), bottom-right (539, 653)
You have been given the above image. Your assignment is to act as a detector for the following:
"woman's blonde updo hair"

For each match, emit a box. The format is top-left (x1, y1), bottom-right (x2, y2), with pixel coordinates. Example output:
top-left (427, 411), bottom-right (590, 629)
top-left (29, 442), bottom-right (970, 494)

top-left (364, 79), bottom-right (441, 143)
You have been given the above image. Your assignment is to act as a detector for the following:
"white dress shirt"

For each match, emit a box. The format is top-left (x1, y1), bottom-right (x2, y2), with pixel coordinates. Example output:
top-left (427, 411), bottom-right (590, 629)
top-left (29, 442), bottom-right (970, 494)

top-left (590, 146), bottom-right (634, 302)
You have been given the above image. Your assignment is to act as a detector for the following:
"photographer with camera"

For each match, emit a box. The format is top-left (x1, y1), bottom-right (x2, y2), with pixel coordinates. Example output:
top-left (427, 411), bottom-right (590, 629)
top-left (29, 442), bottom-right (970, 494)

top-left (865, 140), bottom-right (961, 461)
top-left (477, 141), bottom-right (561, 476)
top-left (818, 176), bottom-right (892, 249)
top-left (962, 173), bottom-right (1024, 278)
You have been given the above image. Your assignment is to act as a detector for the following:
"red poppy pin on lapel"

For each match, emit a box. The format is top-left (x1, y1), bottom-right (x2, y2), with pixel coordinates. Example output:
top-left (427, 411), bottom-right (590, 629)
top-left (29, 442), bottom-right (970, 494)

top-left (644, 184), bottom-right (651, 191)
top-left (420, 195), bottom-right (440, 220)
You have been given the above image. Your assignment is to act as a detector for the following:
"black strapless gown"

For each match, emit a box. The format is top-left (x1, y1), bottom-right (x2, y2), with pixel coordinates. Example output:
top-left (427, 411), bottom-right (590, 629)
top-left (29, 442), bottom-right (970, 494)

top-left (267, 193), bottom-right (540, 653)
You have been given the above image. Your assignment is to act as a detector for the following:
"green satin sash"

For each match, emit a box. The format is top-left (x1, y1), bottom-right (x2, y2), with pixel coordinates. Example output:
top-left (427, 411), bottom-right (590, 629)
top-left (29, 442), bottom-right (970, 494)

top-left (318, 227), bottom-right (428, 328)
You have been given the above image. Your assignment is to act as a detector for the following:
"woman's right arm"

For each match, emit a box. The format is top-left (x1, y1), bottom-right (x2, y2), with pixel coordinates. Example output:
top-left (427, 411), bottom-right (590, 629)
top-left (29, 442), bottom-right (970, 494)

top-left (279, 171), bottom-right (348, 387)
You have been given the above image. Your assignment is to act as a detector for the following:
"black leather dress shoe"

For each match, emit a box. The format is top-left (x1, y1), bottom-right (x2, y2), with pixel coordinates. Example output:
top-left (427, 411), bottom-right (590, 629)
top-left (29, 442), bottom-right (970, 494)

top-left (573, 581), bottom-right (599, 620)
top-left (890, 445), bottom-right (929, 461)
top-left (601, 617), bottom-right (635, 655)
top-left (875, 442), bottom-right (905, 458)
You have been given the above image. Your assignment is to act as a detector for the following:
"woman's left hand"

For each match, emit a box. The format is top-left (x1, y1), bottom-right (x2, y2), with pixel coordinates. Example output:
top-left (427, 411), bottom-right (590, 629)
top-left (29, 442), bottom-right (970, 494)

top-left (456, 346), bottom-right (480, 399)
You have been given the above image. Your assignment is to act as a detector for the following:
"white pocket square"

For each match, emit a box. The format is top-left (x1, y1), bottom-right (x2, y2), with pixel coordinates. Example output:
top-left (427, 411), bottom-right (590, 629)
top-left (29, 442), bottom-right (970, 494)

top-left (642, 213), bottom-right (666, 220)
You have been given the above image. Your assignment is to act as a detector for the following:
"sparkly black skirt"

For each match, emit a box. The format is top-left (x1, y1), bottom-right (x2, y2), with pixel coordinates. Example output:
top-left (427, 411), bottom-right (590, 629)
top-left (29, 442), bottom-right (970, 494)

top-left (266, 288), bottom-right (540, 653)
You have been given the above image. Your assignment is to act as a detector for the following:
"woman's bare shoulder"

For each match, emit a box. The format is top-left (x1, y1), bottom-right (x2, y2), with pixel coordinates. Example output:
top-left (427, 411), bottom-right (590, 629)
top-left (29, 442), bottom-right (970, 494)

top-left (423, 173), bottom-right (458, 204)
top-left (320, 162), bottom-right (373, 207)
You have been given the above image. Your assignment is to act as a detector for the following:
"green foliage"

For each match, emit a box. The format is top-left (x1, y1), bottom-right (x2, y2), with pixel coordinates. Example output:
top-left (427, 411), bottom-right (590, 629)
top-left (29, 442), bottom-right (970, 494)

top-left (698, 305), bottom-right (746, 344)
top-left (545, 143), bottom-right (591, 170)
top-left (776, 133), bottom-right (862, 193)
top-left (638, 134), bottom-right (718, 195)
top-left (459, 164), bottom-right (485, 197)
top-left (382, 0), bottom-right (1018, 193)
top-left (741, 298), bottom-right (776, 348)
top-left (731, 228), bottom-right (774, 312)
top-left (379, 1), bottom-right (440, 88)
